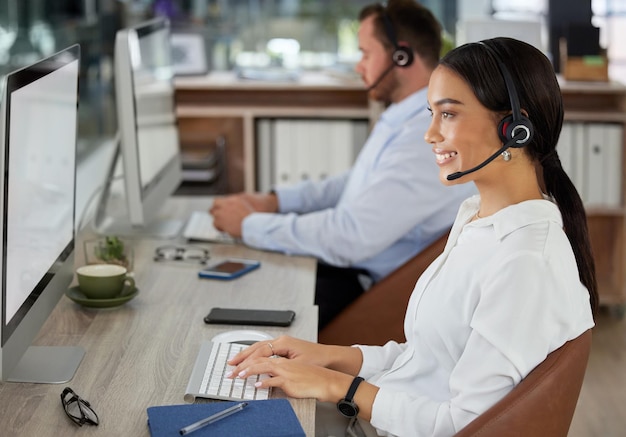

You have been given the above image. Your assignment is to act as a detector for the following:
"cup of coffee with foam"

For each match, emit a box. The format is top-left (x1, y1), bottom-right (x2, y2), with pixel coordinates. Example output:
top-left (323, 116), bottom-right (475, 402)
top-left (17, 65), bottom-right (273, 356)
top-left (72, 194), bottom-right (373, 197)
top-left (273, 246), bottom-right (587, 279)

top-left (76, 264), bottom-right (135, 300)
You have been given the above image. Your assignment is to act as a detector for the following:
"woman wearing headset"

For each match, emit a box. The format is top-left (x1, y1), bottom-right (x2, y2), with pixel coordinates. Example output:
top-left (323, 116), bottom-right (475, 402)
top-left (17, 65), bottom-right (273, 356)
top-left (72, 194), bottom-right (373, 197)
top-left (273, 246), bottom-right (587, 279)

top-left (226, 38), bottom-right (597, 436)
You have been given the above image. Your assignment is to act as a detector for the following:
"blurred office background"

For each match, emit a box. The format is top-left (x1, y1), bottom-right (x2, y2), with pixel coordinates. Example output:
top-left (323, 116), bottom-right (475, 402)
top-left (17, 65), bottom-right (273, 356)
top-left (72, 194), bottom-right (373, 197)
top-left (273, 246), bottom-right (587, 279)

top-left (1, 0), bottom-right (624, 162)
top-left (1, 2), bottom-right (625, 435)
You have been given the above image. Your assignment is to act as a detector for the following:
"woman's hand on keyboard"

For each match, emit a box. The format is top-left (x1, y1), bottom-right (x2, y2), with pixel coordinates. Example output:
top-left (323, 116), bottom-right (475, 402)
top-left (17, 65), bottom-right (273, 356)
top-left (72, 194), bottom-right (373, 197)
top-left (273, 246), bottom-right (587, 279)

top-left (226, 354), bottom-right (379, 421)
top-left (234, 356), bottom-right (351, 400)
top-left (227, 335), bottom-right (363, 376)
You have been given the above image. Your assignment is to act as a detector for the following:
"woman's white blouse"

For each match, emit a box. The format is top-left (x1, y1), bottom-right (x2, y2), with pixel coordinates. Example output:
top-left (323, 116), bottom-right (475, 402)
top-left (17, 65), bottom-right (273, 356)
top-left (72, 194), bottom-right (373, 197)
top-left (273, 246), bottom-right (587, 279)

top-left (357, 195), bottom-right (595, 436)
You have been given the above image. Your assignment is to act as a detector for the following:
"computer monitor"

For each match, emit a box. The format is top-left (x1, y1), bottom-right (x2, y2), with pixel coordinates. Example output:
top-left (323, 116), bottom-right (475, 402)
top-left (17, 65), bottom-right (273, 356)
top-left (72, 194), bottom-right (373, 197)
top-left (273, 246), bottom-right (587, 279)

top-left (456, 18), bottom-right (545, 54)
top-left (0, 45), bottom-right (84, 383)
top-left (94, 17), bottom-right (183, 238)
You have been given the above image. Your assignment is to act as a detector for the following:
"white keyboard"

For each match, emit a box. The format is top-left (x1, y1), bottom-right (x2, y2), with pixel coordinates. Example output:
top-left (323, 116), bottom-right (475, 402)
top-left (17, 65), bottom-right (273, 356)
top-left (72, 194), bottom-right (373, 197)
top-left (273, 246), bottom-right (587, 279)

top-left (184, 341), bottom-right (271, 403)
top-left (182, 211), bottom-right (235, 243)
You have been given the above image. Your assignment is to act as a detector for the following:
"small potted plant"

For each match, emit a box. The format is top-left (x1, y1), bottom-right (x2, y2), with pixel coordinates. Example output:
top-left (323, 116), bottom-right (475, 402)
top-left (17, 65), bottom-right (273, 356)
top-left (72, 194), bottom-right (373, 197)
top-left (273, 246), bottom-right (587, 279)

top-left (84, 236), bottom-right (133, 271)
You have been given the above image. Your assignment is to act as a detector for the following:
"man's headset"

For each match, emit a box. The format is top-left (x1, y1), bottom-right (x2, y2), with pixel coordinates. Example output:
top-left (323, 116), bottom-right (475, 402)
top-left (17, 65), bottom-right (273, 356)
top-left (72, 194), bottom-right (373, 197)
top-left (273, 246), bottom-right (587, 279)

top-left (381, 10), bottom-right (414, 68)
top-left (366, 8), bottom-right (414, 91)
top-left (446, 41), bottom-right (535, 181)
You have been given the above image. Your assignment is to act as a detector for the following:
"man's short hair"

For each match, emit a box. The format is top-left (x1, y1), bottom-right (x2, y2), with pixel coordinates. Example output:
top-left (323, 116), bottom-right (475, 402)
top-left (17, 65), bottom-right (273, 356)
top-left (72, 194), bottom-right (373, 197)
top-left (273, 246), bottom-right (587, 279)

top-left (359, 0), bottom-right (442, 69)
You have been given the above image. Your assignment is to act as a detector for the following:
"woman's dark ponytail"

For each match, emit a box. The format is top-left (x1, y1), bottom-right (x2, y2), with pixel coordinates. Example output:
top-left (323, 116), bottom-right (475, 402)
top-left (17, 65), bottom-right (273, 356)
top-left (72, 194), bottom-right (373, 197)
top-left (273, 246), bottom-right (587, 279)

top-left (541, 153), bottom-right (598, 314)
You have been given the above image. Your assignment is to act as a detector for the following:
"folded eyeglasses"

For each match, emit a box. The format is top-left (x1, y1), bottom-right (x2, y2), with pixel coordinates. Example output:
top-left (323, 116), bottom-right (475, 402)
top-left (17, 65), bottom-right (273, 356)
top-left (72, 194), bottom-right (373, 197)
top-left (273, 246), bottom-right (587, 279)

top-left (153, 245), bottom-right (210, 264)
top-left (61, 387), bottom-right (99, 427)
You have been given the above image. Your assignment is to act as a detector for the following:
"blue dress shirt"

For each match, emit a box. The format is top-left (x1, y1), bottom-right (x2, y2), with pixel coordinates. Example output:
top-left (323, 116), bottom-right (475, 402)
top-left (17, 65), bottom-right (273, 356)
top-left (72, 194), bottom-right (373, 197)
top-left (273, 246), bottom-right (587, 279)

top-left (242, 88), bottom-right (476, 282)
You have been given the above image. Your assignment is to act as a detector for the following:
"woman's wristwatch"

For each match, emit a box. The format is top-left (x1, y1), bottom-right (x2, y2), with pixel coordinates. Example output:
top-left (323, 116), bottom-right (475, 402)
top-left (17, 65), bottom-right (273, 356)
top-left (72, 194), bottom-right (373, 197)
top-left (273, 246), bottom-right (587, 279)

top-left (336, 376), bottom-right (364, 418)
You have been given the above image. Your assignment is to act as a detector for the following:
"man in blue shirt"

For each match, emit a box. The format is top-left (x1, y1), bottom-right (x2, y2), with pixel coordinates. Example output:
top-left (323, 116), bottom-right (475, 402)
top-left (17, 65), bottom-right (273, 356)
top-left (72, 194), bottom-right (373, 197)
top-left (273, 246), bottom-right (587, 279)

top-left (210, 0), bottom-right (475, 329)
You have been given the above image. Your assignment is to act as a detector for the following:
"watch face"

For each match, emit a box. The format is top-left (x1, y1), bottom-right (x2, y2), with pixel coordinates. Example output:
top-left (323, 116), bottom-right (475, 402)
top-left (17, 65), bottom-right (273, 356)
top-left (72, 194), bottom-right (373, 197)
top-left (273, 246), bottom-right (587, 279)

top-left (337, 400), bottom-right (359, 418)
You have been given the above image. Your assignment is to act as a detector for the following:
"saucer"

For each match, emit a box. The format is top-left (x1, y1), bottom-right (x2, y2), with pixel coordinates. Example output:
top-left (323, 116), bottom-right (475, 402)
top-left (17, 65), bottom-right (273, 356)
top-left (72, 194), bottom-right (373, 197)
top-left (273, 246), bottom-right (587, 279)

top-left (65, 286), bottom-right (139, 308)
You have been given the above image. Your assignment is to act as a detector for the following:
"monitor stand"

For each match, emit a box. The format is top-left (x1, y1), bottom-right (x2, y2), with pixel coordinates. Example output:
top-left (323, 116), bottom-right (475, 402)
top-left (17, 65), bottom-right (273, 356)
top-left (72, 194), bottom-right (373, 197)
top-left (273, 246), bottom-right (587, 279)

top-left (7, 346), bottom-right (85, 384)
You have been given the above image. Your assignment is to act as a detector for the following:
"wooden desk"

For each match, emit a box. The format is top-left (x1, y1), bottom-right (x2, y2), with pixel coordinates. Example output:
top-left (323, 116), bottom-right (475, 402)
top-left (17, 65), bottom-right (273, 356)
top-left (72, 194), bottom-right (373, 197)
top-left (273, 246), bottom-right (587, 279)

top-left (0, 197), bottom-right (318, 436)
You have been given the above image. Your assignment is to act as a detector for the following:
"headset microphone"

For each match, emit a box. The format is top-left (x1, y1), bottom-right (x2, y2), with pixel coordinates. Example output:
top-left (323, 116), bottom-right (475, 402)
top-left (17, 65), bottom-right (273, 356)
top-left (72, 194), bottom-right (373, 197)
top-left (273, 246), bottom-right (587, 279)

top-left (366, 63), bottom-right (395, 91)
top-left (446, 134), bottom-right (519, 181)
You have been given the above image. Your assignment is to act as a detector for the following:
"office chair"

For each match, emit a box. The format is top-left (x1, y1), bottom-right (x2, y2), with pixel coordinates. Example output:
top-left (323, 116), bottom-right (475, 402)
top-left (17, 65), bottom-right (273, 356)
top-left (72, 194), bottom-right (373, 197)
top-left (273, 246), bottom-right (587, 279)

top-left (318, 231), bottom-right (449, 346)
top-left (454, 329), bottom-right (592, 437)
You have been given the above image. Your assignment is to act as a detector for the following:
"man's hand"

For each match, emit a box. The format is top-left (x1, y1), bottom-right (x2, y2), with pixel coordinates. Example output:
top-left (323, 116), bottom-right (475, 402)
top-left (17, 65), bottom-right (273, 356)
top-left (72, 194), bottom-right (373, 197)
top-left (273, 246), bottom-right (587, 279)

top-left (209, 196), bottom-right (256, 238)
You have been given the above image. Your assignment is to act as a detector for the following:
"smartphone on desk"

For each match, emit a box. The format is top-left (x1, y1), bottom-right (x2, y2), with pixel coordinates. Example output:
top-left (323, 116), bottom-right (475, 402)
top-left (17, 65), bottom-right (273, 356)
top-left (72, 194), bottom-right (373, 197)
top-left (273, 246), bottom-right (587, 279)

top-left (198, 258), bottom-right (260, 280)
top-left (204, 308), bottom-right (296, 327)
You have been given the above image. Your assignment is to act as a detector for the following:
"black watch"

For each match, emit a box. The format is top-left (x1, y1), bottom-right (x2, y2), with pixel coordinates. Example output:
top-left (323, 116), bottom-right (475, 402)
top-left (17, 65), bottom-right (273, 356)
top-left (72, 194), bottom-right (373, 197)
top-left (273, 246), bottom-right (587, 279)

top-left (337, 376), bottom-right (364, 418)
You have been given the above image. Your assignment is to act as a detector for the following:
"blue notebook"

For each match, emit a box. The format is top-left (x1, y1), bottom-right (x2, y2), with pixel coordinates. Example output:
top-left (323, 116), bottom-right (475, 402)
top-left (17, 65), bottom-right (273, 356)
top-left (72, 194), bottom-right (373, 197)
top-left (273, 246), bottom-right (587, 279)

top-left (146, 399), bottom-right (306, 437)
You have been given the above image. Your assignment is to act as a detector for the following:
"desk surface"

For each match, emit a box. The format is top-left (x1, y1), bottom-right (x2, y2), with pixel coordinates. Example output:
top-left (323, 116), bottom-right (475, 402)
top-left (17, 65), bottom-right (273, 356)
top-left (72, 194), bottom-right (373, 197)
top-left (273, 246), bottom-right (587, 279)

top-left (0, 196), bottom-right (318, 436)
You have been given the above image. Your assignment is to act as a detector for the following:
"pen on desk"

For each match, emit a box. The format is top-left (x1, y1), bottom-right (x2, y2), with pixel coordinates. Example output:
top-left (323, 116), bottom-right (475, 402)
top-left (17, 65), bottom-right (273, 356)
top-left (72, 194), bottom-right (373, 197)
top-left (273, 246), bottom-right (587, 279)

top-left (179, 402), bottom-right (248, 435)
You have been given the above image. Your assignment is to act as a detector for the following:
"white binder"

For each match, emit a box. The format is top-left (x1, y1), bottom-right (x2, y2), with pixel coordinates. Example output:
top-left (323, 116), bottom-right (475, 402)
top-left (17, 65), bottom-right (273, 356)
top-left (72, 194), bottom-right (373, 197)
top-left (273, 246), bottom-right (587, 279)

top-left (273, 119), bottom-right (296, 187)
top-left (585, 123), bottom-right (606, 207)
top-left (557, 122), bottom-right (575, 182)
top-left (583, 123), bottom-right (623, 208)
top-left (604, 124), bottom-right (623, 208)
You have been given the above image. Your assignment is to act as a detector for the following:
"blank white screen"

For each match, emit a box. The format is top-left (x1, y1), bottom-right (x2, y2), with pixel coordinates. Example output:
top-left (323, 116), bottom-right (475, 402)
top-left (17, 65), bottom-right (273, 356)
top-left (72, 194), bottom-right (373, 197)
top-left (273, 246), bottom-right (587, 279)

top-left (5, 60), bottom-right (78, 321)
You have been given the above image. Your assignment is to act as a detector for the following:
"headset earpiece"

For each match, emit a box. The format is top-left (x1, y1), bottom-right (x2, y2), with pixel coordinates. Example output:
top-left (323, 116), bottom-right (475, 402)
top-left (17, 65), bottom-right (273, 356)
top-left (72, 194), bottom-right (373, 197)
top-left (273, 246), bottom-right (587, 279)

top-left (497, 114), bottom-right (533, 147)
top-left (392, 45), bottom-right (414, 67)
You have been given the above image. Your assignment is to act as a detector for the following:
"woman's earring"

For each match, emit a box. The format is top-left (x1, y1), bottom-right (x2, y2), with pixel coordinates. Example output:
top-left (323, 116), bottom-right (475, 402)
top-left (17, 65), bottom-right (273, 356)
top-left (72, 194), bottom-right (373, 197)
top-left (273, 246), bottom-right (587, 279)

top-left (501, 150), bottom-right (512, 162)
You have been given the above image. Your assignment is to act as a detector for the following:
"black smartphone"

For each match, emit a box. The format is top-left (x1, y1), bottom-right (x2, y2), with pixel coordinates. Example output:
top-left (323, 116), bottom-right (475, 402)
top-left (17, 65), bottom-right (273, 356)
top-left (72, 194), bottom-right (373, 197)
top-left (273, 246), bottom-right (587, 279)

top-left (204, 308), bottom-right (296, 327)
top-left (198, 258), bottom-right (260, 280)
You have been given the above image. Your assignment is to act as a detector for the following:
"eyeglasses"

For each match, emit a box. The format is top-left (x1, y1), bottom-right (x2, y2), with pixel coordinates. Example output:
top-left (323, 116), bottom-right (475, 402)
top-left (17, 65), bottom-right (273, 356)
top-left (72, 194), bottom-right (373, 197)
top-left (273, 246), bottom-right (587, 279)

top-left (60, 387), bottom-right (99, 427)
top-left (153, 245), bottom-right (210, 264)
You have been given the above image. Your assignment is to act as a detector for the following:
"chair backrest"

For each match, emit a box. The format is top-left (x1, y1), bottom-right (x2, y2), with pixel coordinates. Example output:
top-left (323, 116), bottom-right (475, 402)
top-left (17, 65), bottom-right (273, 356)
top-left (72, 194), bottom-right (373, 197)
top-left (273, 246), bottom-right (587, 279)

top-left (318, 231), bottom-right (449, 346)
top-left (454, 329), bottom-right (592, 437)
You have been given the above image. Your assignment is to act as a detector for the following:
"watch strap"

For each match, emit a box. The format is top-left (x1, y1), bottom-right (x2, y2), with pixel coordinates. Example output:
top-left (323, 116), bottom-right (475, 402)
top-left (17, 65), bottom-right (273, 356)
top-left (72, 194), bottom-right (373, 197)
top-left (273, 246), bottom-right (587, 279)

top-left (345, 376), bottom-right (364, 402)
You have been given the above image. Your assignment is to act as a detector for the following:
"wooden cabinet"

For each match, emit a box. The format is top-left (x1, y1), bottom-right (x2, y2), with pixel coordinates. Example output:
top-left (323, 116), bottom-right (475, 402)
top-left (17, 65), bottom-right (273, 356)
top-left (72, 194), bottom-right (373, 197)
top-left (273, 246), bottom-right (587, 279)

top-left (177, 116), bottom-right (245, 193)
top-left (560, 79), bottom-right (626, 315)
top-left (174, 71), bottom-right (375, 193)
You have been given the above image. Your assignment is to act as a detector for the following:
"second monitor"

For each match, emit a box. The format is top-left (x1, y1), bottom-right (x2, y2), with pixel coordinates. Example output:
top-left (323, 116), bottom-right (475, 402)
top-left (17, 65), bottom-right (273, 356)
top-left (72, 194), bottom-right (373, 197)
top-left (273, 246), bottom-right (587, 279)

top-left (95, 17), bottom-right (183, 238)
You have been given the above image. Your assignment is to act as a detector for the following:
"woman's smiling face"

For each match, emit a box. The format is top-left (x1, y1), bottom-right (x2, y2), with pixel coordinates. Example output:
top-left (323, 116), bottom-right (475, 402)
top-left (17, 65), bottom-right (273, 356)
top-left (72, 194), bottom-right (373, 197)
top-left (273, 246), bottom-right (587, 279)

top-left (425, 65), bottom-right (504, 185)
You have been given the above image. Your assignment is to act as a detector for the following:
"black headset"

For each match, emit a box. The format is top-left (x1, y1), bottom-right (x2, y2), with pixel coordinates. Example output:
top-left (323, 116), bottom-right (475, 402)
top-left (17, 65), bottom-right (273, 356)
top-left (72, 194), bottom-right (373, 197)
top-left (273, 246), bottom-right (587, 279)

top-left (479, 41), bottom-right (534, 147)
top-left (380, 9), bottom-right (414, 68)
top-left (446, 42), bottom-right (535, 181)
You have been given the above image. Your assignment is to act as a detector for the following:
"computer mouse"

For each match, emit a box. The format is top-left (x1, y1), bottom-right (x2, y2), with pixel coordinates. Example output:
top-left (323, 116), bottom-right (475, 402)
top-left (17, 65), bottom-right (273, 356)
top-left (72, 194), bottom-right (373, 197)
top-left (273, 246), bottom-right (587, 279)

top-left (210, 329), bottom-right (273, 345)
